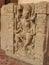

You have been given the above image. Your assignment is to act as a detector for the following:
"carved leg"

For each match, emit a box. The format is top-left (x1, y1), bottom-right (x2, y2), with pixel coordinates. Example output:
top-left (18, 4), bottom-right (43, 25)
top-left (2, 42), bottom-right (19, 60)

top-left (23, 33), bottom-right (33, 50)
top-left (15, 34), bottom-right (19, 52)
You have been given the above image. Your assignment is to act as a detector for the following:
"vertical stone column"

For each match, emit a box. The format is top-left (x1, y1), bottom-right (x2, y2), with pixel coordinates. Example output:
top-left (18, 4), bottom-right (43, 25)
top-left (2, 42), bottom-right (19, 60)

top-left (34, 2), bottom-right (47, 65)
top-left (45, 3), bottom-right (49, 65)
top-left (1, 3), bottom-right (14, 54)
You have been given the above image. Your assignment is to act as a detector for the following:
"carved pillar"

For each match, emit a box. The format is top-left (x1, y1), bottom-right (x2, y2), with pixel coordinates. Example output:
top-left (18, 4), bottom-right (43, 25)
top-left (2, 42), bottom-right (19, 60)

top-left (44, 3), bottom-right (49, 65)
top-left (35, 2), bottom-right (48, 65)
top-left (1, 3), bottom-right (15, 54)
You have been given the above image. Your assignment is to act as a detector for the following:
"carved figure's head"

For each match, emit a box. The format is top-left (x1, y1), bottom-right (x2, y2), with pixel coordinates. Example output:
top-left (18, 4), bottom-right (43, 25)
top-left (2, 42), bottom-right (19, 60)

top-left (17, 5), bottom-right (23, 18)
top-left (23, 4), bottom-right (32, 19)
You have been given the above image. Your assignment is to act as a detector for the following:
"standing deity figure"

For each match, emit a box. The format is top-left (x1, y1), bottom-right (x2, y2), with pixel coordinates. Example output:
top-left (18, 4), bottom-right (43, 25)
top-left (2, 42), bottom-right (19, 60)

top-left (14, 4), bottom-right (36, 56)
top-left (16, 5), bottom-right (23, 33)
top-left (14, 5), bottom-right (23, 52)
top-left (21, 4), bottom-right (36, 56)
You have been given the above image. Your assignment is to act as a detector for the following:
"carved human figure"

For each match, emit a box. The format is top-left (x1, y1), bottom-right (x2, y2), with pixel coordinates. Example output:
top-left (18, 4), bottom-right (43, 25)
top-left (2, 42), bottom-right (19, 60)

top-left (25, 11), bottom-right (36, 56)
top-left (15, 4), bottom-right (36, 56)
top-left (14, 5), bottom-right (23, 52)
top-left (21, 5), bottom-right (36, 55)
top-left (16, 5), bottom-right (23, 33)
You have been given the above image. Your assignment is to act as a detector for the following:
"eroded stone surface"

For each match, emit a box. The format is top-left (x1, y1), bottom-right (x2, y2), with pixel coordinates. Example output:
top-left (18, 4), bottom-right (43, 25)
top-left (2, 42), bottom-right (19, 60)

top-left (47, 3), bottom-right (49, 14)
top-left (1, 2), bottom-right (49, 65)
top-left (35, 2), bottom-right (47, 14)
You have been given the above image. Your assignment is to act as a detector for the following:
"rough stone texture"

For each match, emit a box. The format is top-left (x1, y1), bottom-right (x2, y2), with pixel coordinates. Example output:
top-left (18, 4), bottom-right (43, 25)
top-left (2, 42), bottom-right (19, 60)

top-left (1, 2), bottom-right (49, 65)
top-left (47, 3), bottom-right (49, 14)
top-left (35, 2), bottom-right (47, 14)
top-left (36, 14), bottom-right (46, 34)
top-left (44, 15), bottom-right (49, 65)
top-left (1, 3), bottom-right (14, 52)
top-left (0, 49), bottom-right (32, 65)
top-left (34, 14), bottom-right (47, 65)
top-left (1, 3), bottom-right (14, 15)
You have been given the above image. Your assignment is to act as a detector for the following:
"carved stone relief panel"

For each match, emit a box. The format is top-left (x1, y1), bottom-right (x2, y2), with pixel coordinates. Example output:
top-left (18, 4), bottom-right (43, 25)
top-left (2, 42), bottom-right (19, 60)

top-left (1, 2), bottom-right (49, 65)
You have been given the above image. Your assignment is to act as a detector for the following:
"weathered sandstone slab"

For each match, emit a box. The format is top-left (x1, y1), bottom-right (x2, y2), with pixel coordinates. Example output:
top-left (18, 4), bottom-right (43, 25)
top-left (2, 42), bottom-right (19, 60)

top-left (1, 2), bottom-right (49, 65)
top-left (35, 2), bottom-right (47, 14)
